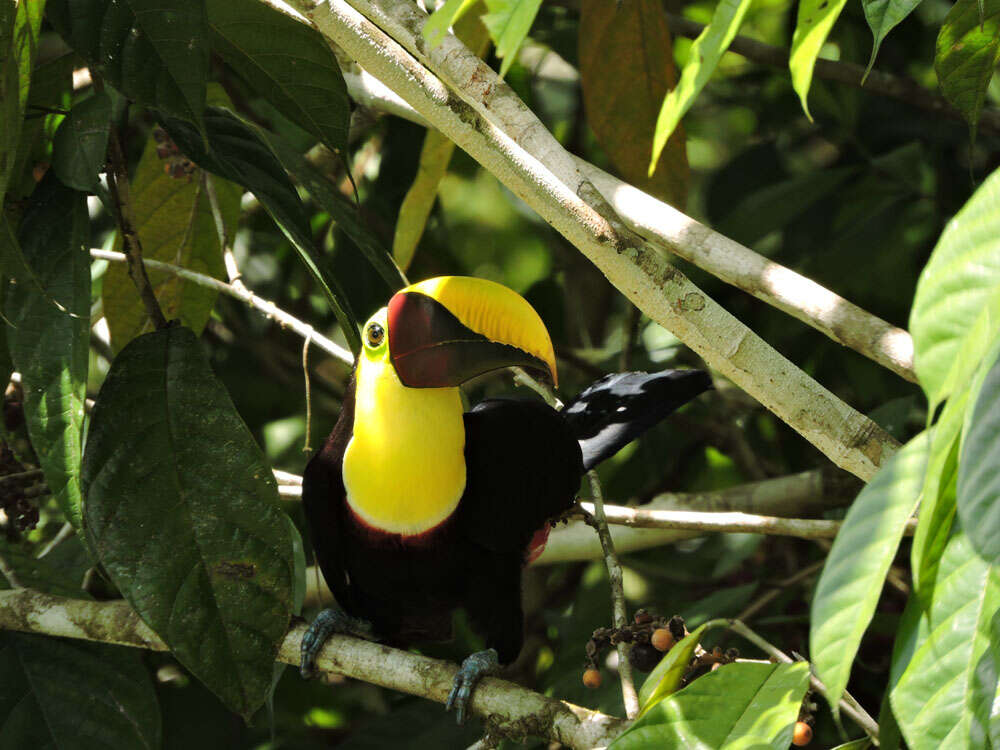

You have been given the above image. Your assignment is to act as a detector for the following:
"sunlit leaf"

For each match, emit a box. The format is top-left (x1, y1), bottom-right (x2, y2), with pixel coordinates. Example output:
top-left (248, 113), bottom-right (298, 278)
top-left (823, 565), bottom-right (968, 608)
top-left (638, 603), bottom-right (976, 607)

top-left (160, 106), bottom-right (361, 353)
top-left (910, 165), bottom-right (1000, 410)
top-left (482, 0), bottom-right (542, 78)
top-left (4, 176), bottom-right (89, 530)
top-left (82, 326), bottom-right (296, 719)
top-left (423, 0), bottom-right (480, 47)
top-left (51, 91), bottom-right (111, 191)
top-left (789, 0), bottom-right (850, 120)
top-left (891, 530), bottom-right (1000, 750)
top-left (47, 0), bottom-right (208, 130)
top-left (649, 0), bottom-right (751, 175)
top-left (102, 131), bottom-right (239, 351)
top-left (934, 0), bottom-right (1000, 138)
top-left (612, 662), bottom-right (810, 749)
top-left (811, 431), bottom-right (929, 718)
top-left (957, 350), bottom-right (1000, 564)
top-left (0, 0), bottom-right (44, 199)
top-left (580, 0), bottom-right (688, 207)
top-left (0, 633), bottom-right (161, 749)
top-left (637, 622), bottom-right (709, 714)
top-left (207, 0), bottom-right (349, 154)
top-left (862, 0), bottom-right (924, 79)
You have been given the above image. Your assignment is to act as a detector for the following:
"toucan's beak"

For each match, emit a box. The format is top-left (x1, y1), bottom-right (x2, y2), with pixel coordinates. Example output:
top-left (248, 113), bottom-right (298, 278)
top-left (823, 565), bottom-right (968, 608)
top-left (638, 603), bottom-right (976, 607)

top-left (387, 276), bottom-right (558, 388)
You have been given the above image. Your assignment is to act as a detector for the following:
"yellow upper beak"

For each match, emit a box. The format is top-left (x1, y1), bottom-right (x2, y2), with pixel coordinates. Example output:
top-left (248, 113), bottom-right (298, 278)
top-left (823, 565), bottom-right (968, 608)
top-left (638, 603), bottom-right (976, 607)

top-left (386, 276), bottom-right (558, 388)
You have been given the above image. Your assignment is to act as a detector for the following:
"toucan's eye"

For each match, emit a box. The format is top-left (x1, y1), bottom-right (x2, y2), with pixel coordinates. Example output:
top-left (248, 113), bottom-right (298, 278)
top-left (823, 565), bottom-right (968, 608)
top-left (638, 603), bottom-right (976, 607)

top-left (366, 322), bottom-right (385, 348)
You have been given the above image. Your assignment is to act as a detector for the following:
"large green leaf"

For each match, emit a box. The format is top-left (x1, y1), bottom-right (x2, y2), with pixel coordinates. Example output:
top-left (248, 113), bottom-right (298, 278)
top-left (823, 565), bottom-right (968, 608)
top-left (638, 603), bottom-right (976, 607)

top-left (5, 177), bottom-right (89, 530)
top-left (51, 91), bottom-right (112, 192)
top-left (957, 351), bottom-right (1000, 564)
top-left (862, 0), bottom-right (924, 78)
top-left (264, 130), bottom-right (406, 291)
top-left (0, 634), bottom-right (161, 749)
top-left (637, 623), bottom-right (709, 714)
top-left (102, 131), bottom-right (240, 351)
top-left (789, 0), bottom-right (850, 120)
top-left (423, 0), bottom-right (479, 46)
top-left (649, 0), bottom-right (752, 176)
top-left (934, 0), bottom-right (1000, 138)
top-left (0, 0), bottom-right (44, 200)
top-left (81, 326), bottom-right (295, 719)
top-left (159, 107), bottom-right (361, 353)
top-left (46, 0), bottom-right (207, 129)
top-left (891, 530), bottom-right (1000, 750)
top-left (611, 662), bottom-right (810, 749)
top-left (910, 165), bottom-right (1000, 410)
top-left (206, 0), bottom-right (349, 154)
top-left (810, 431), bottom-right (929, 718)
top-left (580, 0), bottom-right (688, 208)
top-left (482, 0), bottom-right (543, 78)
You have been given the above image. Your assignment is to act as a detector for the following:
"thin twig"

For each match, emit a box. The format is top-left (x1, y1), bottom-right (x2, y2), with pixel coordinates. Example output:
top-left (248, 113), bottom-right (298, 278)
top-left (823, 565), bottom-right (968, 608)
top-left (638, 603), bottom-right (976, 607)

top-left (586, 471), bottom-right (639, 719)
top-left (735, 559), bottom-right (825, 623)
top-left (0, 589), bottom-right (627, 749)
top-left (201, 172), bottom-right (247, 294)
top-left (104, 112), bottom-right (169, 331)
top-left (90, 249), bottom-right (353, 366)
top-left (302, 333), bottom-right (313, 452)
top-left (664, 12), bottom-right (1000, 138)
top-left (0, 469), bottom-right (44, 486)
top-left (36, 522), bottom-right (76, 559)
top-left (0, 552), bottom-right (22, 588)
top-left (576, 503), bottom-right (918, 540)
top-left (724, 619), bottom-right (880, 744)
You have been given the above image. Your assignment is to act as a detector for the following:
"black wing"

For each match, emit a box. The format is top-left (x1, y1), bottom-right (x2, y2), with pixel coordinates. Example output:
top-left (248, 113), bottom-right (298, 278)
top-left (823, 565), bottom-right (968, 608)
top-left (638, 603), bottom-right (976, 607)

top-left (562, 369), bottom-right (712, 470)
top-left (301, 375), bottom-right (358, 614)
top-left (457, 397), bottom-right (584, 556)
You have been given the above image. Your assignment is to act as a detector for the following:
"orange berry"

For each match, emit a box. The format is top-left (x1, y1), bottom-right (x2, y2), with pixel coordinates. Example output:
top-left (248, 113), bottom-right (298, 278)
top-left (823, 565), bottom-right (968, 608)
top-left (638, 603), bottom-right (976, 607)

top-left (651, 628), bottom-right (675, 652)
top-left (582, 668), bottom-right (602, 689)
top-left (792, 721), bottom-right (812, 746)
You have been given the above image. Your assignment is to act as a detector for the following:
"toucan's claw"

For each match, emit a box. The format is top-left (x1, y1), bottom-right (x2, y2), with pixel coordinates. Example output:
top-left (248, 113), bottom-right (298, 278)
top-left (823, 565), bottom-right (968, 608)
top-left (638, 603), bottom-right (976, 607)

top-left (446, 648), bottom-right (498, 725)
top-left (300, 606), bottom-right (376, 678)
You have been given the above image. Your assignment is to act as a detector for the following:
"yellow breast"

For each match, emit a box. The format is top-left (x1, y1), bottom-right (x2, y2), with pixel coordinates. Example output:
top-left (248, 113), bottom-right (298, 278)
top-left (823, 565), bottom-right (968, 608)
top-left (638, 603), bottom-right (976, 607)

top-left (343, 355), bottom-right (467, 535)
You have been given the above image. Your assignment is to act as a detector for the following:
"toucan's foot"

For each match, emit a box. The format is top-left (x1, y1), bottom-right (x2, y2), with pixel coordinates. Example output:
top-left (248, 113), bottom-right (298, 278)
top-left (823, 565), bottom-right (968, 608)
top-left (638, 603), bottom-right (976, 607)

top-left (446, 648), bottom-right (499, 725)
top-left (300, 606), bottom-right (375, 678)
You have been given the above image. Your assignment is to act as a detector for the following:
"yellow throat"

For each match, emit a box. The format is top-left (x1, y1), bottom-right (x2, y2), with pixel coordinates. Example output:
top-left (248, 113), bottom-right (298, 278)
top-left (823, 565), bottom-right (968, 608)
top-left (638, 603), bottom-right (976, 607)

top-left (342, 309), bottom-right (467, 535)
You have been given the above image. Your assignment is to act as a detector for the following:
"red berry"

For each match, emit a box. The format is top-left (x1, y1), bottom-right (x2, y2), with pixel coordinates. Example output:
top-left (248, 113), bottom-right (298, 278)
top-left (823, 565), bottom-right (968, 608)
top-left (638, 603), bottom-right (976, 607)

top-left (651, 628), bottom-right (675, 652)
top-left (792, 721), bottom-right (812, 746)
top-left (582, 668), bottom-right (602, 688)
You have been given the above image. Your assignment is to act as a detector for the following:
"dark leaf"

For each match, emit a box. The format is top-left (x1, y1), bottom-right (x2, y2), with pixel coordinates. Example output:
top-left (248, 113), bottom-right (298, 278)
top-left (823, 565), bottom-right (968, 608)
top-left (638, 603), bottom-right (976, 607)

top-left (52, 91), bottom-right (111, 191)
top-left (82, 326), bottom-right (296, 719)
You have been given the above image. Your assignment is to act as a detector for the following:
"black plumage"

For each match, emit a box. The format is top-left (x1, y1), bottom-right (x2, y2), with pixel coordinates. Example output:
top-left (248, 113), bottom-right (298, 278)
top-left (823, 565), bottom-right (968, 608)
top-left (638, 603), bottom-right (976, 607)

top-left (301, 369), bottom-right (710, 664)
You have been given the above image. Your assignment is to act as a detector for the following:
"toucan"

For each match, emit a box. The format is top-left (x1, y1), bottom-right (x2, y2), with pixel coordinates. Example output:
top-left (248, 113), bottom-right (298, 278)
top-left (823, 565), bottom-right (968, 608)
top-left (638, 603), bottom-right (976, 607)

top-left (299, 276), bottom-right (711, 723)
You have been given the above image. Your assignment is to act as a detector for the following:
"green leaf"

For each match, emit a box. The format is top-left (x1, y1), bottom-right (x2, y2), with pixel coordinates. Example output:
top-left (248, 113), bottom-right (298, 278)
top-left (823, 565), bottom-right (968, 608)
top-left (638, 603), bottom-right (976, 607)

top-left (81, 325), bottom-right (296, 719)
top-left (423, 0), bottom-right (480, 47)
top-left (264, 130), bottom-right (407, 291)
top-left (580, 0), bottom-right (688, 207)
top-left (891, 530), bottom-right (1000, 750)
top-left (934, 0), bottom-right (1000, 138)
top-left (206, 0), bottom-right (349, 154)
top-left (611, 662), bottom-right (810, 749)
top-left (789, 0), bottom-right (850, 120)
top-left (159, 107), bottom-right (361, 354)
top-left (637, 622), bottom-right (709, 714)
top-left (862, 0), bottom-right (924, 79)
top-left (910, 165), bottom-right (1000, 410)
top-left (102, 131), bottom-right (240, 351)
top-left (0, 633), bottom-right (161, 749)
top-left (649, 0), bottom-right (752, 176)
top-left (4, 176), bottom-right (89, 530)
top-left (957, 351), bottom-right (1000, 564)
top-left (810, 431), bottom-right (930, 719)
top-left (47, 0), bottom-right (207, 130)
top-left (831, 740), bottom-right (873, 750)
top-left (51, 91), bottom-right (112, 192)
top-left (0, 210), bottom-right (58, 306)
top-left (482, 0), bottom-right (543, 78)
top-left (0, 0), bottom-right (44, 200)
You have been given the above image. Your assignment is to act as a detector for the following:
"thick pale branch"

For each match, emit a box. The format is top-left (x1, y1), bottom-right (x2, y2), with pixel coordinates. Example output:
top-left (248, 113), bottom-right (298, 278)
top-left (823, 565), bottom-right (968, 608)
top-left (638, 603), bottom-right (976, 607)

top-left (294, 0), bottom-right (899, 481)
top-left (0, 589), bottom-right (626, 749)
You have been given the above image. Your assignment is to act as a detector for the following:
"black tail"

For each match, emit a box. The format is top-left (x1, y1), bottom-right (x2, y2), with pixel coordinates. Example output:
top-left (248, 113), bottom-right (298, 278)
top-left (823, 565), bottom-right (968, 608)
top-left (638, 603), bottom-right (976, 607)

top-left (561, 370), bottom-right (712, 471)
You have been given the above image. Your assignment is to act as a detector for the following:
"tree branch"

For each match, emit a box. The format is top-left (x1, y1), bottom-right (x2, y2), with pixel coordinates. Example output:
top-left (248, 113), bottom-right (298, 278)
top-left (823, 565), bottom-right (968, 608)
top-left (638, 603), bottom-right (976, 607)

top-left (290, 0), bottom-right (900, 482)
top-left (664, 12), bottom-right (1000, 139)
top-left (0, 589), bottom-right (626, 749)
top-left (90, 249), bottom-right (353, 366)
